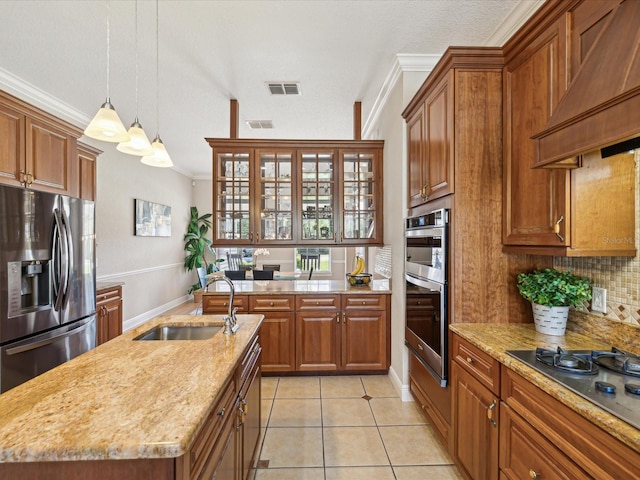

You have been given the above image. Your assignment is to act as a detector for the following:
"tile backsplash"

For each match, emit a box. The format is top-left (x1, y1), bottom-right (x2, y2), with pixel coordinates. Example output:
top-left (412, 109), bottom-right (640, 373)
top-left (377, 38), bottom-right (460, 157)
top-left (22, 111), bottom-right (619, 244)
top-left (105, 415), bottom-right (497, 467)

top-left (555, 150), bottom-right (639, 327)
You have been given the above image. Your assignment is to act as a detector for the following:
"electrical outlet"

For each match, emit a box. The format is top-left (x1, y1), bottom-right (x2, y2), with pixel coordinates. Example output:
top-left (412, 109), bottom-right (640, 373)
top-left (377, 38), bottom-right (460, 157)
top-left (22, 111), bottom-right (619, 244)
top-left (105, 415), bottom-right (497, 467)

top-left (591, 286), bottom-right (607, 314)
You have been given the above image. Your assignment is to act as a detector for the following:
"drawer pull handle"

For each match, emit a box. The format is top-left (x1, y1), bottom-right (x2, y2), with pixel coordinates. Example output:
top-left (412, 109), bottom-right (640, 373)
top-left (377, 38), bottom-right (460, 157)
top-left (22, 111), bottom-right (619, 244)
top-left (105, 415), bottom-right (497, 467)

top-left (316, 301), bottom-right (319, 305)
top-left (417, 344), bottom-right (424, 351)
top-left (529, 469), bottom-right (539, 479)
top-left (466, 357), bottom-right (473, 364)
top-left (554, 215), bottom-right (565, 242)
top-left (362, 301), bottom-right (366, 305)
top-left (416, 301), bottom-right (422, 305)
top-left (269, 302), bottom-right (274, 306)
top-left (487, 400), bottom-right (497, 427)
top-left (336, 313), bottom-right (340, 323)
top-left (217, 407), bottom-right (225, 417)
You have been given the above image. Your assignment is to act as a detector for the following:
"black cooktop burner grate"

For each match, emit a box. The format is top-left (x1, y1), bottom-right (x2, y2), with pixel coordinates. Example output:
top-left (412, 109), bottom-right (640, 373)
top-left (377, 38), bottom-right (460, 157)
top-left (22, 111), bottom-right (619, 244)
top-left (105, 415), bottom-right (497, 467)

top-left (592, 347), bottom-right (640, 378)
top-left (535, 347), bottom-right (599, 375)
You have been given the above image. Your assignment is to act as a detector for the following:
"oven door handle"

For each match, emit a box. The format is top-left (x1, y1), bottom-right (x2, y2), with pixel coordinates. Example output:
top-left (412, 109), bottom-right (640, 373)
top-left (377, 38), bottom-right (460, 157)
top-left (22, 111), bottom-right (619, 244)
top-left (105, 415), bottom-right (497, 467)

top-left (405, 273), bottom-right (443, 292)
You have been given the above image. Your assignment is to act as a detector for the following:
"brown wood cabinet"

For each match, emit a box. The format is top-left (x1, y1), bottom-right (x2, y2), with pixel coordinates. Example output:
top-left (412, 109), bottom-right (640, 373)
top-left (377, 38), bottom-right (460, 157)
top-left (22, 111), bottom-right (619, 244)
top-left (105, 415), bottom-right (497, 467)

top-left (206, 139), bottom-right (384, 246)
top-left (451, 335), bottom-right (500, 480)
top-left (0, 90), bottom-right (83, 196)
top-left (96, 285), bottom-right (123, 345)
top-left (77, 142), bottom-right (100, 201)
top-left (202, 294), bottom-right (249, 314)
top-left (502, 0), bottom-right (635, 256)
top-left (249, 296), bottom-right (295, 372)
top-left (451, 333), bottom-right (640, 480)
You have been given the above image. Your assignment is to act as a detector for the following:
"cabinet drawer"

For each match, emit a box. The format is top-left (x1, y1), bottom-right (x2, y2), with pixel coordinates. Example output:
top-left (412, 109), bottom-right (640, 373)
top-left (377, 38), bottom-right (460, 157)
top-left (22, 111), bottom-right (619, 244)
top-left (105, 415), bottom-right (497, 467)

top-left (202, 295), bottom-right (249, 314)
top-left (249, 295), bottom-right (295, 311)
top-left (239, 335), bottom-right (262, 391)
top-left (452, 334), bottom-right (500, 395)
top-left (96, 286), bottom-right (122, 305)
top-left (406, 294), bottom-right (436, 310)
top-left (500, 404), bottom-right (589, 480)
top-left (189, 378), bottom-right (236, 480)
top-left (296, 295), bottom-right (340, 310)
top-left (342, 294), bottom-right (387, 310)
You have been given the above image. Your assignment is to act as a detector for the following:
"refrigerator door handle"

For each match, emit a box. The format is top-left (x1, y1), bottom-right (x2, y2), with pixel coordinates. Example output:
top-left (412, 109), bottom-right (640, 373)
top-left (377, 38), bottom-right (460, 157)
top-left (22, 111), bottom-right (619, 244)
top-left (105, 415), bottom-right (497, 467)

top-left (5, 317), bottom-right (95, 356)
top-left (60, 206), bottom-right (73, 309)
top-left (52, 208), bottom-right (65, 312)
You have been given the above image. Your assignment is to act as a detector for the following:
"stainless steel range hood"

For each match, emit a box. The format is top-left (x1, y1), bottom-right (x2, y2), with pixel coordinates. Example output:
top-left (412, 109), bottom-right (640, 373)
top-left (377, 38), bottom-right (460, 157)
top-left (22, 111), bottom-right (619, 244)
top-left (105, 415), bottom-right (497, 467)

top-left (532, 0), bottom-right (640, 167)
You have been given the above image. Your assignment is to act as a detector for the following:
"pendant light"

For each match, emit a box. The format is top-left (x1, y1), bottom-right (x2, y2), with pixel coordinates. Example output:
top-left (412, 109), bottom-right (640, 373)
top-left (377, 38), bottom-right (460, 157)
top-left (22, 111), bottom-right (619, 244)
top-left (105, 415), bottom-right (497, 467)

top-left (117, 0), bottom-right (153, 156)
top-left (141, 0), bottom-right (173, 168)
top-left (84, 0), bottom-right (130, 143)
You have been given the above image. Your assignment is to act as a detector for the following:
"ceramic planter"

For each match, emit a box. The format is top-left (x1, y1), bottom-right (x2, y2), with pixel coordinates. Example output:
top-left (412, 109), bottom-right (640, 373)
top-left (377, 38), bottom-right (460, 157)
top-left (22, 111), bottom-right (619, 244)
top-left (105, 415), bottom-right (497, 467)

top-left (531, 303), bottom-right (569, 336)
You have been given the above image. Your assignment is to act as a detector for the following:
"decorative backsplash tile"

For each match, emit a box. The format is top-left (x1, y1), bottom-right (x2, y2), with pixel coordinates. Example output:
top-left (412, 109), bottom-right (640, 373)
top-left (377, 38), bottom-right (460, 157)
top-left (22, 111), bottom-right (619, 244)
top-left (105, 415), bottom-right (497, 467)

top-left (555, 150), bottom-right (639, 328)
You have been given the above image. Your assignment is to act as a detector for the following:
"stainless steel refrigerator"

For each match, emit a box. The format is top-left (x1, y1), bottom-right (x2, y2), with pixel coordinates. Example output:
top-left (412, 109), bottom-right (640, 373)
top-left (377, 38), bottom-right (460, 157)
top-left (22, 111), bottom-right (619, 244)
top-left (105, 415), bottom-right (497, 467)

top-left (0, 184), bottom-right (96, 393)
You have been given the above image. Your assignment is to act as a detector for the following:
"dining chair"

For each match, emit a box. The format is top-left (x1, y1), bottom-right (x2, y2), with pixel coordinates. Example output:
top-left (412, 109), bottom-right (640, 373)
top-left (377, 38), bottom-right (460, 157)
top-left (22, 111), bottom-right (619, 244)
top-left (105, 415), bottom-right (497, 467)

top-left (300, 253), bottom-right (320, 271)
top-left (262, 264), bottom-right (281, 271)
top-left (224, 270), bottom-right (246, 280)
top-left (227, 253), bottom-right (242, 270)
top-left (252, 269), bottom-right (274, 280)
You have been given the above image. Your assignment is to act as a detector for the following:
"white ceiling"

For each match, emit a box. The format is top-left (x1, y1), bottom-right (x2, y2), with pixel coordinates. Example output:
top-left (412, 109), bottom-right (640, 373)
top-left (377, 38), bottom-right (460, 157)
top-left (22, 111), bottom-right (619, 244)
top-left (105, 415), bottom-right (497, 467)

top-left (0, 0), bottom-right (542, 178)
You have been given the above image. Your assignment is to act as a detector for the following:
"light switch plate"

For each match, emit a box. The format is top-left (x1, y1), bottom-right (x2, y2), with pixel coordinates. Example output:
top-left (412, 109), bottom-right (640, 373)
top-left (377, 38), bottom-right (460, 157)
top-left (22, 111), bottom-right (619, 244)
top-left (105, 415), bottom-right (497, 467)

top-left (591, 286), bottom-right (607, 314)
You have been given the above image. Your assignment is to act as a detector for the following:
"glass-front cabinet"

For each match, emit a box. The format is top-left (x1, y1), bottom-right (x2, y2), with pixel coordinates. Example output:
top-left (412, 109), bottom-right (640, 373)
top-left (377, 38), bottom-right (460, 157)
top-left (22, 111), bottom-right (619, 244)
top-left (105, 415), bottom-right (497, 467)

top-left (208, 139), bottom-right (383, 246)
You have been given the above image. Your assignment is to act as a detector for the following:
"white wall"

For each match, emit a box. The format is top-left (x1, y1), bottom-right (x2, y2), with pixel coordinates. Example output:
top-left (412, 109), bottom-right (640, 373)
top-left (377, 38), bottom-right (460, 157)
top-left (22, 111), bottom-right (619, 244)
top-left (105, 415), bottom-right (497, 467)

top-left (92, 140), bottom-right (194, 328)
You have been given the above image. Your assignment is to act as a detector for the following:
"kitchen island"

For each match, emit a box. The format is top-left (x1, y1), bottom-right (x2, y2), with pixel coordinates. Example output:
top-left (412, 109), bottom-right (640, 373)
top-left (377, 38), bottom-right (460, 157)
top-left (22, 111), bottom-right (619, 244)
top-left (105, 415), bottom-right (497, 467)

top-left (0, 313), bottom-right (264, 479)
top-left (449, 323), bottom-right (639, 480)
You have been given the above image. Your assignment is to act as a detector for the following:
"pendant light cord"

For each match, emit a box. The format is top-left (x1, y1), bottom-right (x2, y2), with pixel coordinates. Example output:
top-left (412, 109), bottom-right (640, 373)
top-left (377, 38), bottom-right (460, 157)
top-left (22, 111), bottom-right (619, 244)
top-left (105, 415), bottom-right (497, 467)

top-left (155, 0), bottom-right (160, 135)
top-left (106, 0), bottom-right (110, 100)
top-left (134, 0), bottom-right (139, 118)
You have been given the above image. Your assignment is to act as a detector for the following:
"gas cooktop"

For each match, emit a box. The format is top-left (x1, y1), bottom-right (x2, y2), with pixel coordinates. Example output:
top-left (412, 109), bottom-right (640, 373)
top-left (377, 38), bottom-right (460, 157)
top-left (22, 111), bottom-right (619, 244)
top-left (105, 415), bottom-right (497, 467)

top-left (506, 347), bottom-right (640, 430)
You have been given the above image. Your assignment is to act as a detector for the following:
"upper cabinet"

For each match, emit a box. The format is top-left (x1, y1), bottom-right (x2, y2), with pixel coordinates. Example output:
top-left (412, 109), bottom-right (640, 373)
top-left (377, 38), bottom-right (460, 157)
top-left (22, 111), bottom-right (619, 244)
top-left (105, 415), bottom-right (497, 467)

top-left (502, 0), bottom-right (635, 257)
top-left (405, 71), bottom-right (454, 208)
top-left (207, 139), bottom-right (384, 246)
top-left (0, 90), bottom-right (95, 198)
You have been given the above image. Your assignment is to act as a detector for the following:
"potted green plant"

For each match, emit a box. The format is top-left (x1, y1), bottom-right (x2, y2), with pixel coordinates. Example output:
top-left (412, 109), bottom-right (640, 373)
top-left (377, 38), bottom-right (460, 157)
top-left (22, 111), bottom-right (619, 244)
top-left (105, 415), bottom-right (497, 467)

top-left (517, 268), bottom-right (592, 335)
top-left (183, 206), bottom-right (223, 295)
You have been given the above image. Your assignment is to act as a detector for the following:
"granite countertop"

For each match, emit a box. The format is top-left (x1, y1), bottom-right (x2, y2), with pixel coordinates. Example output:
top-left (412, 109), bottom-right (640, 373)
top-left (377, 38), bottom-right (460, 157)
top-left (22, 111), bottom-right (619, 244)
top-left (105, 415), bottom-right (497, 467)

top-left (0, 314), bottom-right (263, 463)
top-left (203, 278), bottom-right (391, 295)
top-left (449, 323), bottom-right (639, 454)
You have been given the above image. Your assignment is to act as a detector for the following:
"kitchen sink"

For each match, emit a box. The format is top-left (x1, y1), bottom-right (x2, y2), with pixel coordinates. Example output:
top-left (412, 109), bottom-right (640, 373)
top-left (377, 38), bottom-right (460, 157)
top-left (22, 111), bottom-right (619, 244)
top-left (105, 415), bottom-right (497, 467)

top-left (133, 325), bottom-right (222, 341)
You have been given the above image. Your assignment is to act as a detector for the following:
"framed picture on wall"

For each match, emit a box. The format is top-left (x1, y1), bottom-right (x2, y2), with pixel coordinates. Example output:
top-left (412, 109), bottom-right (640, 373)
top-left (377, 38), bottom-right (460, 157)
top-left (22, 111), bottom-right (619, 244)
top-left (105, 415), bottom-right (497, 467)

top-left (134, 199), bottom-right (172, 237)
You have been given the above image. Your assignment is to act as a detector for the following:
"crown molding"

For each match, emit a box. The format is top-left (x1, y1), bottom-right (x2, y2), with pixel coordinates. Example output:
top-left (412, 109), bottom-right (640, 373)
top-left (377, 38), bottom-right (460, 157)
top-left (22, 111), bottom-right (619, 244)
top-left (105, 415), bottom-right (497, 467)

top-left (362, 54), bottom-right (439, 139)
top-left (485, 0), bottom-right (545, 46)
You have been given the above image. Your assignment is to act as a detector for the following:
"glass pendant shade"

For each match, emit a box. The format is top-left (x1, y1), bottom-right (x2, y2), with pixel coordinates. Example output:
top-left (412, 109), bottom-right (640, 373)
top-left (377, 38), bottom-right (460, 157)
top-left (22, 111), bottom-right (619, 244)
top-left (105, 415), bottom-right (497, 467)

top-left (116, 118), bottom-right (153, 155)
top-left (84, 99), bottom-right (130, 142)
top-left (141, 135), bottom-right (173, 168)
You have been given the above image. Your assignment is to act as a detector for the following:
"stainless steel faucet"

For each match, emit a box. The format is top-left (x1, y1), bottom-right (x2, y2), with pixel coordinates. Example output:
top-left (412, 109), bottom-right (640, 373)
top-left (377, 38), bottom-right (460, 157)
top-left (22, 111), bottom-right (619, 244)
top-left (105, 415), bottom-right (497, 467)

top-left (205, 274), bottom-right (239, 334)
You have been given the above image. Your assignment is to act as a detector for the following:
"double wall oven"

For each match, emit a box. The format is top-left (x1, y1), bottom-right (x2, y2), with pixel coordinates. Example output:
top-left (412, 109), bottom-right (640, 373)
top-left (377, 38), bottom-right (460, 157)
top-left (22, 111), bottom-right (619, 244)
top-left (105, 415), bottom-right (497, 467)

top-left (405, 208), bottom-right (449, 386)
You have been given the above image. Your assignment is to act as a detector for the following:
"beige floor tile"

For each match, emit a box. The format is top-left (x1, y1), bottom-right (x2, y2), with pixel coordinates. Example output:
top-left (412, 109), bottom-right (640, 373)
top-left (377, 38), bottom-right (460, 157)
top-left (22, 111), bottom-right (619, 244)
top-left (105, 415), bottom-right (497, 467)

top-left (393, 465), bottom-right (464, 480)
top-left (320, 376), bottom-right (365, 398)
top-left (261, 398), bottom-right (273, 427)
top-left (269, 398), bottom-right (322, 427)
top-left (370, 398), bottom-right (426, 426)
top-left (361, 375), bottom-right (398, 398)
top-left (259, 427), bottom-right (324, 468)
top-left (323, 426), bottom-right (389, 467)
top-left (276, 377), bottom-right (321, 398)
top-left (322, 398), bottom-right (375, 426)
top-left (325, 466), bottom-right (396, 479)
top-left (262, 377), bottom-right (279, 399)
top-left (254, 467), bottom-right (325, 480)
top-left (380, 425), bottom-right (453, 466)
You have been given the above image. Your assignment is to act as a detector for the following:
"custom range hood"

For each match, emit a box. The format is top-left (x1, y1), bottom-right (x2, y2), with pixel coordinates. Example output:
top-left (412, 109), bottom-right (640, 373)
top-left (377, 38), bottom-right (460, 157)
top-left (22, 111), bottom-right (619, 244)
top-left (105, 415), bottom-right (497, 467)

top-left (532, 0), bottom-right (640, 167)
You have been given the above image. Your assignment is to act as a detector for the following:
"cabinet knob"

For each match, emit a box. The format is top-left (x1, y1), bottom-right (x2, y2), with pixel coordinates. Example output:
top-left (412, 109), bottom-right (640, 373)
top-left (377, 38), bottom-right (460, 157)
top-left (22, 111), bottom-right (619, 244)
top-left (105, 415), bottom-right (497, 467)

top-left (466, 357), bottom-right (473, 364)
top-left (223, 302), bottom-right (228, 306)
top-left (529, 469), bottom-right (539, 479)
top-left (417, 301), bottom-right (422, 305)
top-left (269, 301), bottom-right (274, 307)
top-left (316, 301), bottom-right (319, 305)
top-left (217, 407), bottom-right (225, 417)
top-left (362, 301), bottom-right (366, 305)
top-left (417, 344), bottom-right (424, 351)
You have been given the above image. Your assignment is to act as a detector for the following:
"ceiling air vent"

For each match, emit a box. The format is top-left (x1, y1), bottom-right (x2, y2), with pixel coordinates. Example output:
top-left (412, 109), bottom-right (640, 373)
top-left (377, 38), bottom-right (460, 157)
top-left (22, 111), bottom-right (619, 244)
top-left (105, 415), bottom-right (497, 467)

top-left (267, 82), bottom-right (301, 95)
top-left (246, 120), bottom-right (274, 129)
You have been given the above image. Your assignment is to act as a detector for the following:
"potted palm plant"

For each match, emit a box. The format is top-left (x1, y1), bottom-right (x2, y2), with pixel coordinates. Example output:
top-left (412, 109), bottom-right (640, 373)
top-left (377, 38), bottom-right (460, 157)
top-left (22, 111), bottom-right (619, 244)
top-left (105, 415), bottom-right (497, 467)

top-left (517, 268), bottom-right (592, 335)
top-left (183, 206), bottom-right (223, 295)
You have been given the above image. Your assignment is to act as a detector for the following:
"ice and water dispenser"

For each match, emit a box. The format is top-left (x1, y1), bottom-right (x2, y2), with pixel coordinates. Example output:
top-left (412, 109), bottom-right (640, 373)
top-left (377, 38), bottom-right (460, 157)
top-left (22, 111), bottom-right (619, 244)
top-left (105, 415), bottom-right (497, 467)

top-left (7, 260), bottom-right (51, 317)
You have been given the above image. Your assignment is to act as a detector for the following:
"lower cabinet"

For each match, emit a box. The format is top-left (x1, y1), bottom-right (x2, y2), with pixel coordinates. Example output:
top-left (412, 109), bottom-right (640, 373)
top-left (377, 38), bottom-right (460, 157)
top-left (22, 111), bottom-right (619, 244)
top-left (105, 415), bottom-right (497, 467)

top-left (96, 285), bottom-right (123, 345)
top-left (451, 333), bottom-right (640, 480)
top-left (203, 292), bottom-right (390, 374)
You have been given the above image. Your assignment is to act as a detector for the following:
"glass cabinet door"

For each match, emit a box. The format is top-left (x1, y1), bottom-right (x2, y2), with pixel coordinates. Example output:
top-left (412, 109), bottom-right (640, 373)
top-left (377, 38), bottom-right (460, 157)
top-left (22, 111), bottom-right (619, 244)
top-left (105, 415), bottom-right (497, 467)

top-left (213, 151), bottom-right (252, 242)
top-left (300, 151), bottom-right (336, 242)
top-left (258, 150), bottom-right (293, 242)
top-left (341, 150), bottom-right (378, 242)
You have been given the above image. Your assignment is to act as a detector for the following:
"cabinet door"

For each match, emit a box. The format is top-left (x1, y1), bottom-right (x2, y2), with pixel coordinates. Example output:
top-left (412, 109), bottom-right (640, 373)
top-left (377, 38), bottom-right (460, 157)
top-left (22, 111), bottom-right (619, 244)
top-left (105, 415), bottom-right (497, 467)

top-left (77, 143), bottom-right (99, 201)
top-left (96, 286), bottom-right (123, 345)
top-left (257, 149), bottom-right (295, 243)
top-left (25, 117), bottom-right (74, 194)
top-left (260, 312), bottom-right (295, 372)
top-left (0, 101), bottom-right (25, 187)
top-left (341, 309), bottom-right (388, 371)
top-left (213, 149), bottom-right (253, 244)
top-left (424, 72), bottom-right (454, 201)
top-left (298, 150), bottom-right (337, 242)
top-left (451, 362), bottom-right (499, 480)
top-left (407, 104), bottom-right (426, 208)
top-left (503, 17), bottom-right (569, 246)
top-left (295, 310), bottom-right (340, 371)
top-left (239, 362), bottom-right (261, 480)
top-left (339, 149), bottom-right (381, 244)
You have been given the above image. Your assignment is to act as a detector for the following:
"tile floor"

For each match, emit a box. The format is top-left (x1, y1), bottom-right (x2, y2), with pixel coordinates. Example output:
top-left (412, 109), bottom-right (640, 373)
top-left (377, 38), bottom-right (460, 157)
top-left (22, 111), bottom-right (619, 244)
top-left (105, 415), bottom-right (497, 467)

top-left (253, 375), bottom-right (463, 480)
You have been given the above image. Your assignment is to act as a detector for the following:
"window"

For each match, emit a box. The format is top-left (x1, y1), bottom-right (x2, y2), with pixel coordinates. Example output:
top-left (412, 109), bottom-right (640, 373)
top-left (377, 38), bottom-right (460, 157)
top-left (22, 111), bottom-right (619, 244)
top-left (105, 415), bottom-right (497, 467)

top-left (295, 247), bottom-right (331, 272)
top-left (215, 247), bottom-right (254, 270)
